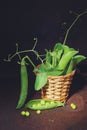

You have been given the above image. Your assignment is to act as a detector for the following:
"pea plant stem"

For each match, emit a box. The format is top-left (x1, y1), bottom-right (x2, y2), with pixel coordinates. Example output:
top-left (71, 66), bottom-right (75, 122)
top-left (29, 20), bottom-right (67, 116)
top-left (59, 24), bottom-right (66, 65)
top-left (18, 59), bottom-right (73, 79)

top-left (16, 43), bottom-right (21, 60)
top-left (32, 37), bottom-right (38, 50)
top-left (63, 10), bottom-right (87, 45)
top-left (6, 48), bottom-right (43, 64)
top-left (24, 56), bottom-right (36, 68)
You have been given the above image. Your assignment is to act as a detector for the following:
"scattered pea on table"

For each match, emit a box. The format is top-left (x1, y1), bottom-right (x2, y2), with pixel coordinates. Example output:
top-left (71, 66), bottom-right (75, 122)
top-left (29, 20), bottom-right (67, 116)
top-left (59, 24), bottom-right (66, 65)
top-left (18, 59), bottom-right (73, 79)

top-left (25, 111), bottom-right (30, 116)
top-left (36, 110), bottom-right (41, 114)
top-left (70, 103), bottom-right (77, 110)
top-left (21, 111), bottom-right (26, 116)
top-left (21, 111), bottom-right (30, 117)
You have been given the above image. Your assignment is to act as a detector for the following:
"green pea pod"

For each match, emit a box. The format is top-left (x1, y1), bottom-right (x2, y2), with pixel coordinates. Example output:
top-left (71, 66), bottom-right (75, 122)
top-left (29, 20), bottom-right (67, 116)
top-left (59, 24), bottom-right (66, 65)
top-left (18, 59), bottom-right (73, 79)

top-left (25, 99), bottom-right (65, 110)
top-left (45, 50), bottom-right (52, 64)
top-left (50, 51), bottom-right (57, 68)
top-left (62, 44), bottom-right (70, 54)
top-left (72, 55), bottom-right (86, 65)
top-left (47, 70), bottom-right (64, 76)
top-left (66, 55), bottom-right (86, 74)
top-left (16, 58), bottom-right (28, 109)
top-left (36, 64), bottom-right (46, 73)
top-left (62, 44), bottom-right (76, 54)
top-left (58, 50), bottom-right (78, 71)
top-left (53, 43), bottom-right (63, 51)
top-left (45, 62), bottom-right (53, 71)
top-left (53, 43), bottom-right (64, 61)
top-left (34, 72), bottom-right (47, 91)
top-left (45, 50), bottom-right (53, 70)
top-left (65, 59), bottom-right (74, 74)
top-left (57, 49), bottom-right (63, 61)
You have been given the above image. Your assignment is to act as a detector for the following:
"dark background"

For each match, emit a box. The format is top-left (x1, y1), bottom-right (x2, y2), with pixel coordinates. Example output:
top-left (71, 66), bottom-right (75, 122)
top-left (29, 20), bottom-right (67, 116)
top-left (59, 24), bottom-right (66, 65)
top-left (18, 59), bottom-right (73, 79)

top-left (0, 2), bottom-right (87, 130)
top-left (0, 0), bottom-right (87, 97)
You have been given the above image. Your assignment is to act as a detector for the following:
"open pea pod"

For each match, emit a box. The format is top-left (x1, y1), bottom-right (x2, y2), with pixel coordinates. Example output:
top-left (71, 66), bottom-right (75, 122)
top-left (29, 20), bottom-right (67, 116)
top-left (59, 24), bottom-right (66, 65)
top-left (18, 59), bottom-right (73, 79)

top-left (25, 99), bottom-right (65, 110)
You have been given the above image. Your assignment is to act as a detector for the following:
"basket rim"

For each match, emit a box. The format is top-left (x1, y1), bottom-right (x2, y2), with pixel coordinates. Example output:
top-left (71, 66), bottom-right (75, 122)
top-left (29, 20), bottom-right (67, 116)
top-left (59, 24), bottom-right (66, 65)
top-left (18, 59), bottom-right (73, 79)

top-left (35, 65), bottom-right (76, 78)
top-left (47, 69), bottom-right (76, 78)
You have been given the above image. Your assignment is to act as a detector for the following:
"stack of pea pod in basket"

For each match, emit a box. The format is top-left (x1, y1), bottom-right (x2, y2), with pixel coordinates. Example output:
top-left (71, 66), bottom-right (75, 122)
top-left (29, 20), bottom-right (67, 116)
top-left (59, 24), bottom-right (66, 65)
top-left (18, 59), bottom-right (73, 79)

top-left (34, 43), bottom-right (86, 103)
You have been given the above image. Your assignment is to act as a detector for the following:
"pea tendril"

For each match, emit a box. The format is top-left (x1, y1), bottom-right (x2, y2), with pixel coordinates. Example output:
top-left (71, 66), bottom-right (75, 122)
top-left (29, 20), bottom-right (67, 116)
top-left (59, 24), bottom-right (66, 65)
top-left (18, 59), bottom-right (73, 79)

top-left (4, 38), bottom-right (44, 67)
top-left (63, 10), bottom-right (87, 45)
top-left (4, 10), bottom-right (87, 68)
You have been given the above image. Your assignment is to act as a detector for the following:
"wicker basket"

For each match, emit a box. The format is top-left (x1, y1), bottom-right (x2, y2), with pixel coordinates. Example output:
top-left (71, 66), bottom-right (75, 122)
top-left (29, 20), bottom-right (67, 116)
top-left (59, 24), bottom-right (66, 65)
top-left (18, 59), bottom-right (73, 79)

top-left (41, 70), bottom-right (76, 102)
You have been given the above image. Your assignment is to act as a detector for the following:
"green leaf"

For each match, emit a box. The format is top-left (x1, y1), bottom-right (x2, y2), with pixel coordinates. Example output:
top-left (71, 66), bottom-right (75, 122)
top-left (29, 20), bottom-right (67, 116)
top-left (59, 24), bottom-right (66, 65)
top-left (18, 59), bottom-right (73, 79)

top-left (34, 72), bottom-right (47, 91)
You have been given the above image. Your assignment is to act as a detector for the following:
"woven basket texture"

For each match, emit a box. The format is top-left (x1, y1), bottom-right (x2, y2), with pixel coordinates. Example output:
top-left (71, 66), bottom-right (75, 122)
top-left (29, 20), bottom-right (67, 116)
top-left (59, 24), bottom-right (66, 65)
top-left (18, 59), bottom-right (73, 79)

top-left (41, 70), bottom-right (76, 102)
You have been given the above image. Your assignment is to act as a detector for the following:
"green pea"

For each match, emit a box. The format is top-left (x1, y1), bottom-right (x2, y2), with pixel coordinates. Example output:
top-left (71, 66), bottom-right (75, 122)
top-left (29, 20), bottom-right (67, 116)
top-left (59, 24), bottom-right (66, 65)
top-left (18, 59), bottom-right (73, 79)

top-left (21, 111), bottom-right (26, 116)
top-left (16, 58), bottom-right (28, 109)
top-left (36, 110), bottom-right (41, 114)
top-left (46, 102), bottom-right (50, 106)
top-left (37, 103), bottom-right (41, 106)
top-left (40, 100), bottom-right (45, 105)
top-left (25, 111), bottom-right (30, 116)
top-left (70, 103), bottom-right (77, 110)
top-left (50, 101), bottom-right (55, 104)
top-left (32, 104), bottom-right (36, 108)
